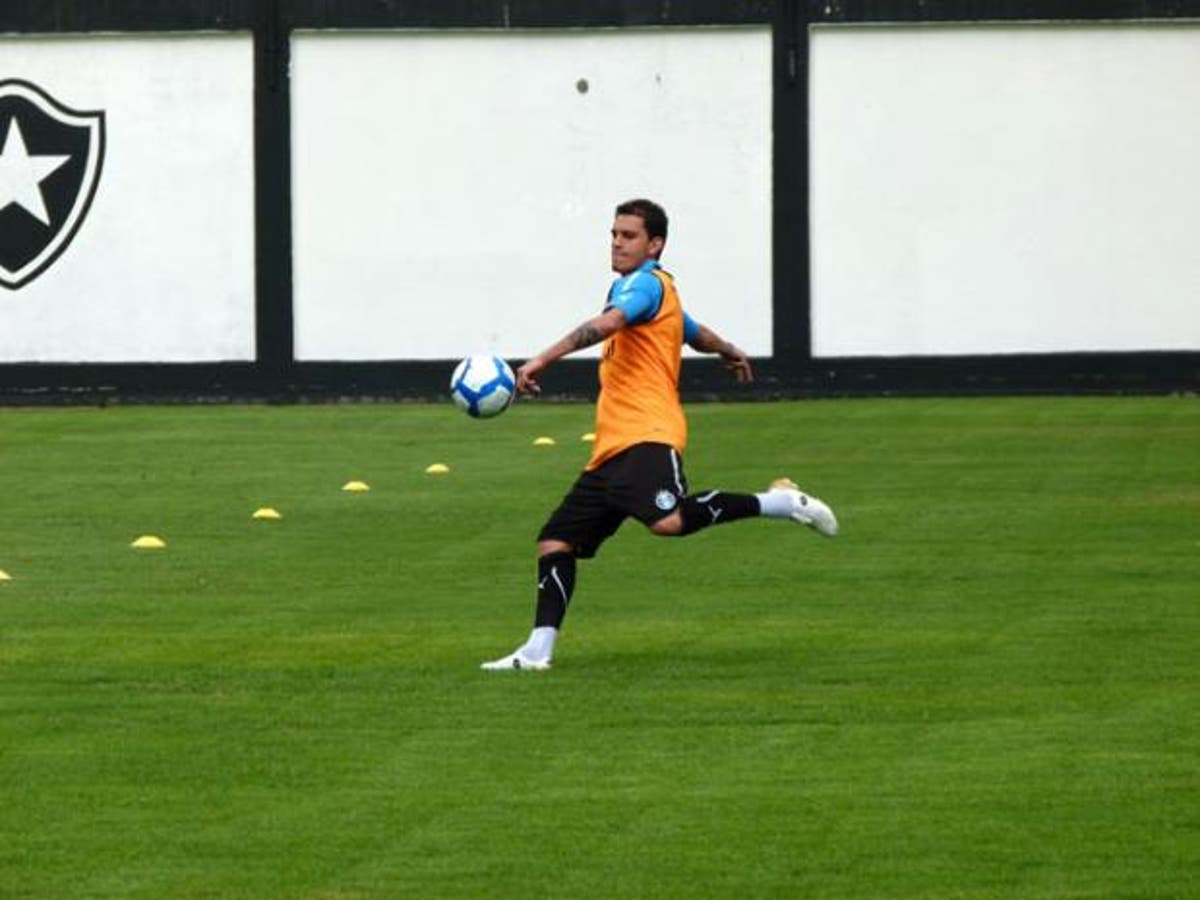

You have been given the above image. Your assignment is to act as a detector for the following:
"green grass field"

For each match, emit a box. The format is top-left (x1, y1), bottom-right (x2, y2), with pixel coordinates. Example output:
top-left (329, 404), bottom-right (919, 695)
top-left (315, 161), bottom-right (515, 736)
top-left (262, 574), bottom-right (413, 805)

top-left (1, 397), bottom-right (1196, 899)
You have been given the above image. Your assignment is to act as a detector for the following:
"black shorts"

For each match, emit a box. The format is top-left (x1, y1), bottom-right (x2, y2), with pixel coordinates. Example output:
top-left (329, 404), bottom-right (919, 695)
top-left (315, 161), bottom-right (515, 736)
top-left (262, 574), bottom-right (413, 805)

top-left (537, 442), bottom-right (689, 559)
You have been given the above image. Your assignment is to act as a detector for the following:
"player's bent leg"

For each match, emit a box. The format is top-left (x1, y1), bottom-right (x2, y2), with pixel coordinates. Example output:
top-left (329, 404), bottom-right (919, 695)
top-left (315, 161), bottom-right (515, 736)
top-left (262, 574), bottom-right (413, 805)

top-left (648, 510), bottom-right (684, 535)
top-left (674, 491), bottom-right (760, 535)
top-left (649, 483), bottom-right (838, 538)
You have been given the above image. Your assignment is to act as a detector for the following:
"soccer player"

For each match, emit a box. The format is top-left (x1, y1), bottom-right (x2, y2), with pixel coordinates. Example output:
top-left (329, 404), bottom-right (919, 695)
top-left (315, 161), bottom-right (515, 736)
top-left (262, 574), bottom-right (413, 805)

top-left (481, 199), bottom-right (837, 671)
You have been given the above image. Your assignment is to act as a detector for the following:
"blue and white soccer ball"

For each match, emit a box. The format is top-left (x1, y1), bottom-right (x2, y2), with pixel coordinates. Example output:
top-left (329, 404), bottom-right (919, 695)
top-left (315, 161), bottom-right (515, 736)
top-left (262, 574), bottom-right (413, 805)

top-left (450, 353), bottom-right (516, 419)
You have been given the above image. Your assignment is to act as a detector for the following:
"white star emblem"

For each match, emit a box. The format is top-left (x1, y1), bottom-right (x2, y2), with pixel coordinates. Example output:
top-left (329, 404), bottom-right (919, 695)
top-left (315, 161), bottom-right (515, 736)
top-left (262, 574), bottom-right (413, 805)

top-left (0, 117), bottom-right (71, 225)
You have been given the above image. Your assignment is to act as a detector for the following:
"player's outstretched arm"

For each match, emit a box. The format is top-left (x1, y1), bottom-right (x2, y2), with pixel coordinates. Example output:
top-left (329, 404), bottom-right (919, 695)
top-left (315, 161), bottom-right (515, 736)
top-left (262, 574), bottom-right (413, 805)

top-left (516, 307), bottom-right (627, 394)
top-left (687, 323), bottom-right (753, 383)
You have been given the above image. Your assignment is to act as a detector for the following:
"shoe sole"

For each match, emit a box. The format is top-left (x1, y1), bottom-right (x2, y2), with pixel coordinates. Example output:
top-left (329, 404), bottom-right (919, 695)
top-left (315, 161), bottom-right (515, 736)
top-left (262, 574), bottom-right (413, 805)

top-left (794, 508), bottom-right (838, 537)
top-left (773, 477), bottom-right (838, 537)
top-left (480, 657), bottom-right (551, 671)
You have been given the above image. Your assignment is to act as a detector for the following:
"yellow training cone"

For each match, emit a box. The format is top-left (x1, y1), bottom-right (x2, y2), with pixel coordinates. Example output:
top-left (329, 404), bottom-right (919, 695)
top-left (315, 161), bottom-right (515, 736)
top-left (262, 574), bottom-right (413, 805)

top-left (425, 463), bottom-right (450, 475)
top-left (533, 436), bottom-right (556, 446)
top-left (131, 535), bottom-right (166, 550)
top-left (252, 507), bottom-right (282, 520)
top-left (0, 570), bottom-right (11, 582)
top-left (580, 432), bottom-right (596, 442)
top-left (342, 480), bottom-right (370, 493)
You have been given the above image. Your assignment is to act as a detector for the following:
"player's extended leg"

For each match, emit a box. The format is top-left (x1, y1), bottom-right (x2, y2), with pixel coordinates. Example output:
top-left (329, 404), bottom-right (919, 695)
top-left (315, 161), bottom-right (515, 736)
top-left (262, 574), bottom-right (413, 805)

top-left (482, 465), bottom-right (621, 672)
top-left (481, 540), bottom-right (576, 671)
top-left (649, 479), bottom-right (838, 538)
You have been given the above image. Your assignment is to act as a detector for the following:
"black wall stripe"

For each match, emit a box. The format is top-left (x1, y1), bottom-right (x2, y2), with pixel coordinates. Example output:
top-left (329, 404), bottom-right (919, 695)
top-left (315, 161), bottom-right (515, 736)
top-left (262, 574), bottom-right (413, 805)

top-left (254, 0), bottom-right (295, 391)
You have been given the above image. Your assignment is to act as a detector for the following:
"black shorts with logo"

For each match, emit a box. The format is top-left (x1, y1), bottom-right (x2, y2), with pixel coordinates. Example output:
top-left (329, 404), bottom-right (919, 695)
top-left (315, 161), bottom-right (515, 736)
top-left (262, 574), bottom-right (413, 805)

top-left (537, 442), bottom-right (689, 559)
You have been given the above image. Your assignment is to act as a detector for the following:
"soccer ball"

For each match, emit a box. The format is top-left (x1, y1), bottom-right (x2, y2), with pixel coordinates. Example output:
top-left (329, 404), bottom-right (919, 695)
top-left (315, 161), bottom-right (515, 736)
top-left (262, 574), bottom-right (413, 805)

top-left (450, 353), bottom-right (516, 419)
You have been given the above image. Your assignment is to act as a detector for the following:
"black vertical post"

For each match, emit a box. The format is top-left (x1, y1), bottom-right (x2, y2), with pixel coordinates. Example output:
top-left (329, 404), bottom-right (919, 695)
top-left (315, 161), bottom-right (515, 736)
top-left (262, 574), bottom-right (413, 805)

top-left (772, 0), bottom-right (811, 372)
top-left (253, 0), bottom-right (293, 393)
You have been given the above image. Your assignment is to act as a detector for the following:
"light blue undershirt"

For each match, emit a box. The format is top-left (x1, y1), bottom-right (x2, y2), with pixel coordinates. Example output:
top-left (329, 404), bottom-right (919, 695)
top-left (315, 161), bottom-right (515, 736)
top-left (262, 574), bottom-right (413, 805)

top-left (605, 259), bottom-right (701, 343)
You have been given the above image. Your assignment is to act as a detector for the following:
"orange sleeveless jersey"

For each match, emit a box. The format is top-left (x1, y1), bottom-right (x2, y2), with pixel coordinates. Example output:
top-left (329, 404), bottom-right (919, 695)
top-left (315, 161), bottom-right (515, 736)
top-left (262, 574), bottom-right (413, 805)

top-left (587, 268), bottom-right (687, 470)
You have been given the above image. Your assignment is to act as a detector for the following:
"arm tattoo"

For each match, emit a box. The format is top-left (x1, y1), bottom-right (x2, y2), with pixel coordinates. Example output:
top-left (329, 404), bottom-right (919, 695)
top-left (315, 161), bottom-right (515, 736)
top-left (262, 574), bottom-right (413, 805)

top-left (568, 323), bottom-right (606, 350)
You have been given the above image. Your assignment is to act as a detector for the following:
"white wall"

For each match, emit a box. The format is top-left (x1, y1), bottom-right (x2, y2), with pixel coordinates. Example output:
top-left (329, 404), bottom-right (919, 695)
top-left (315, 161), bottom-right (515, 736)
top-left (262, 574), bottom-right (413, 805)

top-left (810, 23), bottom-right (1200, 357)
top-left (8, 23), bottom-right (1192, 371)
top-left (291, 27), bottom-right (772, 361)
top-left (0, 33), bottom-right (255, 363)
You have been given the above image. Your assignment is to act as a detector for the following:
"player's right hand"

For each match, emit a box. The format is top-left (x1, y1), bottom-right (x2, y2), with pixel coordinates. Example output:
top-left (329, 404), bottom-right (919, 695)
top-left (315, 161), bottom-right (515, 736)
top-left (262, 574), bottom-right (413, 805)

top-left (516, 358), bottom-right (544, 395)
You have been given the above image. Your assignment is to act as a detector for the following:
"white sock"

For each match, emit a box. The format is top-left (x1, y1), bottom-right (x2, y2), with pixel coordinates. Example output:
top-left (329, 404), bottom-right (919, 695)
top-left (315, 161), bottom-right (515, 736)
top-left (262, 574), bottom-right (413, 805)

top-left (522, 626), bottom-right (558, 661)
top-left (755, 490), bottom-right (795, 519)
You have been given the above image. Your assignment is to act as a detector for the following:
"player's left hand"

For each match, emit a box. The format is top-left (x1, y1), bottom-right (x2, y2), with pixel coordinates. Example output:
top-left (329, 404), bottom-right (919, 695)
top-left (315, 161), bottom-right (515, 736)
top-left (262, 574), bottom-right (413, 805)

top-left (720, 347), bottom-right (753, 383)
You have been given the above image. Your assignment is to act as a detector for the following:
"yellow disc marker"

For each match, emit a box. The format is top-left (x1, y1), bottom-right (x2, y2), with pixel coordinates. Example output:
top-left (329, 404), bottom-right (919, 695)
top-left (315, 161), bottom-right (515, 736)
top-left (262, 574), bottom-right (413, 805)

top-left (532, 436), bottom-right (556, 446)
top-left (252, 507), bottom-right (282, 520)
top-left (131, 535), bottom-right (166, 550)
top-left (342, 480), bottom-right (370, 493)
top-left (425, 463), bottom-right (450, 475)
top-left (0, 570), bottom-right (11, 582)
top-left (580, 432), bottom-right (596, 442)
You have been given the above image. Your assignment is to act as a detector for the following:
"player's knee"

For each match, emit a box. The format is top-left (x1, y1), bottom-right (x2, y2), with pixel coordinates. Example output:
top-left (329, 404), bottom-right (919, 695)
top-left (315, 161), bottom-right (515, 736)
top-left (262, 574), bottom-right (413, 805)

top-left (648, 511), bottom-right (684, 536)
top-left (538, 538), bottom-right (574, 556)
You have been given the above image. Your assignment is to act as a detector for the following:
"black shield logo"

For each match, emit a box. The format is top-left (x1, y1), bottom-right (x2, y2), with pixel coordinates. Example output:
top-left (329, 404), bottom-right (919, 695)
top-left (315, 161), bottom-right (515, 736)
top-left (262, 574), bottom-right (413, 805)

top-left (0, 79), bottom-right (104, 290)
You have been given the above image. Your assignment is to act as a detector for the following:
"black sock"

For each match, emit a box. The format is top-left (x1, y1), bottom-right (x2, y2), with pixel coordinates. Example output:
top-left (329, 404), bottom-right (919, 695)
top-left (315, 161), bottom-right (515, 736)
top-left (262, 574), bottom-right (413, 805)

top-left (534, 551), bottom-right (576, 629)
top-left (678, 490), bottom-right (760, 536)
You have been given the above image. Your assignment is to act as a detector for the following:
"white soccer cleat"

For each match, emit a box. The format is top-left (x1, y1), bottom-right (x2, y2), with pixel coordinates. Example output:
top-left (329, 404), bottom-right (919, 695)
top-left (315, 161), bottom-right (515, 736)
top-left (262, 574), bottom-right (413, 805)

top-left (480, 650), bottom-right (552, 672)
top-left (770, 477), bottom-right (838, 537)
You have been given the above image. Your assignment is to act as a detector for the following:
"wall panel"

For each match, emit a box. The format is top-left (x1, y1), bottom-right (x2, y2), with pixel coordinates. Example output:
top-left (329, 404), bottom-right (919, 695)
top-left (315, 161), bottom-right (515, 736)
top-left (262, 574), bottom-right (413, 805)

top-left (810, 23), bottom-right (1200, 358)
top-left (0, 33), bottom-right (255, 363)
top-left (290, 27), bottom-right (772, 361)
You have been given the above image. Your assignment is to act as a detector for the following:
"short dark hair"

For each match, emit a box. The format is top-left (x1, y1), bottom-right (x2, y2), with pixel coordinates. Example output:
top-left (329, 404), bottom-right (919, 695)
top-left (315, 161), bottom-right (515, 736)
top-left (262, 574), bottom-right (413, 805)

top-left (615, 198), bottom-right (668, 244)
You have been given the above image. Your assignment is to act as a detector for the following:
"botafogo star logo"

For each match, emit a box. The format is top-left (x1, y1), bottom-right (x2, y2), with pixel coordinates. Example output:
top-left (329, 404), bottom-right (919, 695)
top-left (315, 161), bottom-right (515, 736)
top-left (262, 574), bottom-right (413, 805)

top-left (0, 79), bottom-right (104, 290)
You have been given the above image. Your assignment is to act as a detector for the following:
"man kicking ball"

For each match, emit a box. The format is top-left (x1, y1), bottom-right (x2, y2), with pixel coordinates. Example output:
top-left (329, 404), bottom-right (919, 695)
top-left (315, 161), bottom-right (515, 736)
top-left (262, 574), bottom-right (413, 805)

top-left (482, 198), bottom-right (837, 671)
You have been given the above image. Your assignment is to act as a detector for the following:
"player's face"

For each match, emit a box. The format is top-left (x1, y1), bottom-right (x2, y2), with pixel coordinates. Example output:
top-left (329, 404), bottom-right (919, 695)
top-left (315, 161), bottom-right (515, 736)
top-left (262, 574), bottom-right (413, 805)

top-left (610, 214), bottom-right (664, 275)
